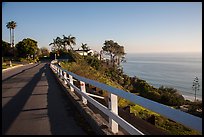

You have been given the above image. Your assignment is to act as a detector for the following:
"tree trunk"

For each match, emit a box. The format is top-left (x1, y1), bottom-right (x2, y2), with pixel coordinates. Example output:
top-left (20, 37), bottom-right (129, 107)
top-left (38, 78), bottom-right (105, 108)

top-left (12, 29), bottom-right (14, 47)
top-left (112, 55), bottom-right (116, 68)
top-left (9, 29), bottom-right (12, 46)
top-left (110, 54), bottom-right (113, 67)
top-left (12, 29), bottom-right (15, 57)
top-left (117, 56), bottom-right (120, 66)
top-left (99, 53), bottom-right (101, 61)
top-left (69, 45), bottom-right (73, 50)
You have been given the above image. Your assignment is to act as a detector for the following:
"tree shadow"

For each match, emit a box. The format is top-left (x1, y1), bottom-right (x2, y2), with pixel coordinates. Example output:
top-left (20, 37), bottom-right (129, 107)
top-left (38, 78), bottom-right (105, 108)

top-left (2, 63), bottom-right (40, 82)
top-left (2, 64), bottom-right (46, 134)
top-left (44, 64), bottom-right (87, 135)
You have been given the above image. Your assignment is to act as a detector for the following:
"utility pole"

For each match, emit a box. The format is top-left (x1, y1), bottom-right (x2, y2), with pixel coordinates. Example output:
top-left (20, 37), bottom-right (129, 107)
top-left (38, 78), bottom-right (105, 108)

top-left (192, 77), bottom-right (200, 102)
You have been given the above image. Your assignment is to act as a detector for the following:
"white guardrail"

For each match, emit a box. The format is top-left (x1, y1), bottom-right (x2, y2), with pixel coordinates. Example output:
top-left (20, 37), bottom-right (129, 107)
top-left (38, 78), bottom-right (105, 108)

top-left (50, 61), bottom-right (202, 135)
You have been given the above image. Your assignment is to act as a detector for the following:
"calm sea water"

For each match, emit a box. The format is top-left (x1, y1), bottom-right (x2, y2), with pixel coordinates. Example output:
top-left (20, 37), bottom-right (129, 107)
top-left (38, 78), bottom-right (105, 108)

top-left (121, 52), bottom-right (202, 101)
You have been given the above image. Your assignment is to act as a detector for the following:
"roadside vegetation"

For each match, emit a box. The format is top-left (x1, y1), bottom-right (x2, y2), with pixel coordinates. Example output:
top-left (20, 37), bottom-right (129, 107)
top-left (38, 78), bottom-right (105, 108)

top-left (59, 51), bottom-right (201, 135)
top-left (2, 20), bottom-right (51, 70)
top-left (48, 36), bottom-right (201, 135)
top-left (2, 39), bottom-right (50, 70)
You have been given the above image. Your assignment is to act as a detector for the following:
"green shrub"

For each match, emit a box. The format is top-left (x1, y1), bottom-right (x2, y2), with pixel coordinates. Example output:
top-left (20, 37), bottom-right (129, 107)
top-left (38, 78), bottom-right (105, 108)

top-left (159, 87), bottom-right (185, 106)
top-left (85, 56), bottom-right (101, 70)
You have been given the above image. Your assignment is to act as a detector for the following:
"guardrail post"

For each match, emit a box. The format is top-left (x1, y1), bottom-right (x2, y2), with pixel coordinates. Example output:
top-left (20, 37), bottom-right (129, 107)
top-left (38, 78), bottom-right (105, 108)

top-left (55, 66), bottom-right (57, 73)
top-left (57, 68), bottom-right (59, 77)
top-left (108, 92), bottom-right (118, 134)
top-left (80, 81), bottom-right (87, 105)
top-left (52, 65), bottom-right (55, 72)
top-left (60, 69), bottom-right (63, 79)
top-left (64, 71), bottom-right (67, 85)
top-left (69, 75), bottom-right (74, 92)
top-left (53, 65), bottom-right (55, 73)
top-left (58, 68), bottom-right (60, 77)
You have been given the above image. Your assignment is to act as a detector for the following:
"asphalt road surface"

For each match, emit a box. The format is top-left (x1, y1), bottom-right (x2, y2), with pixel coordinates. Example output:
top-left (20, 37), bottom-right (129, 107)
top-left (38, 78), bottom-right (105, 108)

top-left (2, 62), bottom-right (87, 135)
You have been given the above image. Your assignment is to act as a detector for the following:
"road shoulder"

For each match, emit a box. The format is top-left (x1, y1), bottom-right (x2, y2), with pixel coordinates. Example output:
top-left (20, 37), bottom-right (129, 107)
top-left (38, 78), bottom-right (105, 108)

top-left (2, 63), bottom-right (34, 72)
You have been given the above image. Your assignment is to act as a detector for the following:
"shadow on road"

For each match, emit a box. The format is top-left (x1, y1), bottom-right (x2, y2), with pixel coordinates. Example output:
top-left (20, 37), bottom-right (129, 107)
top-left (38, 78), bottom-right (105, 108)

top-left (2, 64), bottom-right (46, 135)
top-left (3, 63), bottom-right (89, 135)
top-left (44, 64), bottom-right (87, 135)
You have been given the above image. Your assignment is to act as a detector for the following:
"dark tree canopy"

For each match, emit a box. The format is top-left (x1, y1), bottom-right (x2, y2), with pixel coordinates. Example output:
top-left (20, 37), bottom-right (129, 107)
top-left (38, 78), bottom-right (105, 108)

top-left (49, 34), bottom-right (76, 54)
top-left (15, 38), bottom-right (38, 58)
top-left (102, 40), bottom-right (126, 67)
top-left (2, 40), bottom-right (12, 57)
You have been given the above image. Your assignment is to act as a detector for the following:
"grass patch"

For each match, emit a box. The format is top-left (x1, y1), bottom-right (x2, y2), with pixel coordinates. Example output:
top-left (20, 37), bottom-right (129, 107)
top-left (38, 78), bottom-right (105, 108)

top-left (2, 63), bottom-right (19, 70)
top-left (60, 61), bottom-right (125, 92)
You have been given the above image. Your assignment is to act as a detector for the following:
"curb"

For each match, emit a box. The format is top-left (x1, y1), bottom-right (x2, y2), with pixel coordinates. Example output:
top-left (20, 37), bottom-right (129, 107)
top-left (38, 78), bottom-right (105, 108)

top-left (50, 67), bottom-right (113, 135)
top-left (2, 62), bottom-right (36, 72)
top-left (2, 64), bottom-right (24, 72)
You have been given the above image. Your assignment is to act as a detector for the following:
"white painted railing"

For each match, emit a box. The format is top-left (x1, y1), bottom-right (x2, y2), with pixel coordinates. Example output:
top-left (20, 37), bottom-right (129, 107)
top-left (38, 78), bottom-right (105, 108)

top-left (50, 62), bottom-right (202, 135)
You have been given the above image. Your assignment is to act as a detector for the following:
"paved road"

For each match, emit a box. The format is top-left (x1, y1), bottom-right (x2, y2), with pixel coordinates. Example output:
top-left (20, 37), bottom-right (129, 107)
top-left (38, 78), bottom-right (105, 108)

top-left (2, 63), bottom-right (38, 81)
top-left (2, 62), bottom-right (87, 135)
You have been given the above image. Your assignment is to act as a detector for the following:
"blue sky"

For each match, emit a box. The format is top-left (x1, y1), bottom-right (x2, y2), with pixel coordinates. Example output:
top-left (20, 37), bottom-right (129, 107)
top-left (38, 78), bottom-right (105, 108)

top-left (2, 2), bottom-right (202, 53)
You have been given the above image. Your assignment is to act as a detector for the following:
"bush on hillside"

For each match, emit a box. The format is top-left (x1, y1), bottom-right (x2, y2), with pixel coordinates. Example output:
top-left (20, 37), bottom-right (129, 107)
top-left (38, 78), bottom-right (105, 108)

top-left (159, 86), bottom-right (185, 106)
top-left (85, 56), bottom-right (101, 70)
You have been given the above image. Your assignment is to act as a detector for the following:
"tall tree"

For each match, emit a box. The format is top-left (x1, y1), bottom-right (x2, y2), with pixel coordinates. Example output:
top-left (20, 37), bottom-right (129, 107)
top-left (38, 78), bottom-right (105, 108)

top-left (114, 45), bottom-right (126, 66)
top-left (2, 40), bottom-right (12, 57)
top-left (6, 22), bottom-right (12, 46)
top-left (192, 77), bottom-right (200, 102)
top-left (6, 21), bottom-right (17, 47)
top-left (61, 35), bottom-right (67, 51)
top-left (102, 40), bottom-right (115, 65)
top-left (81, 43), bottom-right (89, 58)
top-left (102, 40), bottom-right (125, 67)
top-left (6, 21), bottom-right (17, 57)
top-left (49, 37), bottom-right (63, 53)
top-left (15, 38), bottom-right (38, 59)
top-left (63, 34), bottom-right (76, 50)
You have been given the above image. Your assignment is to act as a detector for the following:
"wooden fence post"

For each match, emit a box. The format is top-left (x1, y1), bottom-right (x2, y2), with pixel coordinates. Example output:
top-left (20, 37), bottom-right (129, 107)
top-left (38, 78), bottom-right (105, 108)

top-left (64, 71), bottom-right (67, 85)
top-left (80, 81), bottom-right (87, 105)
top-left (108, 92), bottom-right (118, 134)
top-left (69, 75), bottom-right (74, 92)
top-left (57, 68), bottom-right (60, 76)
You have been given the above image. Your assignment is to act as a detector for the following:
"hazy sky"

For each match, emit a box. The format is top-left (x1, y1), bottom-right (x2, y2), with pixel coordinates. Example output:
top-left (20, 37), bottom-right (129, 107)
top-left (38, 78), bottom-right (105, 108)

top-left (2, 2), bottom-right (202, 53)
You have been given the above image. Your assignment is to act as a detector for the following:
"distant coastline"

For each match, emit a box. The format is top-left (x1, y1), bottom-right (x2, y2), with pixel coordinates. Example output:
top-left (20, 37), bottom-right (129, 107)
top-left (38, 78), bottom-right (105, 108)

top-left (182, 95), bottom-right (202, 102)
top-left (122, 52), bottom-right (202, 101)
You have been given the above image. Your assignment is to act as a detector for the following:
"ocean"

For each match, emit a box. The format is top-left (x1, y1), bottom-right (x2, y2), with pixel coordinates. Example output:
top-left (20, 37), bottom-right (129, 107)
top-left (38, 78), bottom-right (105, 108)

top-left (121, 52), bottom-right (202, 101)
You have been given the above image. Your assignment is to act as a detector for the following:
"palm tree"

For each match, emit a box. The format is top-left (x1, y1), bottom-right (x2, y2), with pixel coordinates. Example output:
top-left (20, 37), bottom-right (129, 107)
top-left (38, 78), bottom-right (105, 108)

top-left (6, 21), bottom-right (17, 47)
top-left (49, 37), bottom-right (63, 57)
top-left (62, 35), bottom-right (67, 51)
top-left (63, 34), bottom-right (76, 51)
top-left (81, 43), bottom-right (88, 58)
top-left (6, 21), bottom-right (17, 57)
top-left (6, 22), bottom-right (12, 46)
